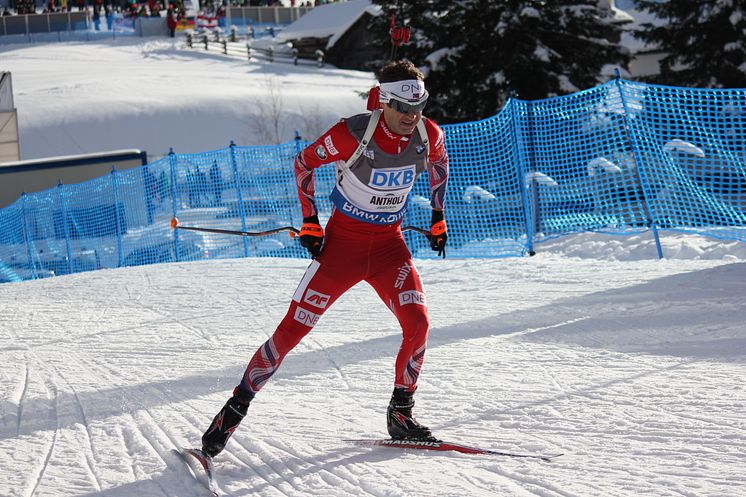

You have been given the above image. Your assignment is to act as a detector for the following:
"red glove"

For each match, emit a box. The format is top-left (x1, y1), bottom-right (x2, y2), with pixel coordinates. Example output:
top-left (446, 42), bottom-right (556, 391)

top-left (429, 210), bottom-right (447, 258)
top-left (299, 215), bottom-right (324, 259)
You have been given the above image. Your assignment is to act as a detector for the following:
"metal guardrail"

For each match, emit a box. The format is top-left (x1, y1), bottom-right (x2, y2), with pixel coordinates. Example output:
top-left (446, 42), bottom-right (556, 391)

top-left (185, 31), bottom-right (324, 67)
top-left (0, 11), bottom-right (89, 36)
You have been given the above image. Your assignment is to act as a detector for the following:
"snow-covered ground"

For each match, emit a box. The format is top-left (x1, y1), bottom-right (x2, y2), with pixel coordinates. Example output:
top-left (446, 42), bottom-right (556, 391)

top-left (1, 38), bottom-right (374, 161)
top-left (1, 37), bottom-right (745, 497)
top-left (1, 247), bottom-right (744, 497)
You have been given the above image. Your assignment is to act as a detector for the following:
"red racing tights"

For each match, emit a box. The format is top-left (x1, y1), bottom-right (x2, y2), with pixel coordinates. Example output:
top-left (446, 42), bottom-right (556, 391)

top-left (238, 211), bottom-right (430, 396)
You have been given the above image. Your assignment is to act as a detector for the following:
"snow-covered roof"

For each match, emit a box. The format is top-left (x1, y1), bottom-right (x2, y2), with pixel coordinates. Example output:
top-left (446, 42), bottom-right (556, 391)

top-left (615, 0), bottom-right (666, 54)
top-left (600, 0), bottom-right (635, 23)
top-left (276, 0), bottom-right (380, 49)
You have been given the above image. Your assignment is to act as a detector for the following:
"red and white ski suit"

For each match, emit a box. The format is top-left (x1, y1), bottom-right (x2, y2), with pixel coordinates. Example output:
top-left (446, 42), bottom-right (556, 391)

top-left (238, 113), bottom-right (449, 395)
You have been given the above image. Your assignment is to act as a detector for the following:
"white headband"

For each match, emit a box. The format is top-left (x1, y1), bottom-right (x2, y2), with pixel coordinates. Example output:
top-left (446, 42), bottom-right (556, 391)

top-left (379, 79), bottom-right (427, 103)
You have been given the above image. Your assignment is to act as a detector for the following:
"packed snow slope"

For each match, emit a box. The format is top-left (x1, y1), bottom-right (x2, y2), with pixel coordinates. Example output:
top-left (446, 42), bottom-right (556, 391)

top-left (0, 38), bottom-right (374, 161)
top-left (1, 239), bottom-right (745, 497)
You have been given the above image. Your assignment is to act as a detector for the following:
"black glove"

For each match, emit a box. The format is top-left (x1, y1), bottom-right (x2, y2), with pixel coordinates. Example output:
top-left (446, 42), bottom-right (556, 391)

top-left (299, 215), bottom-right (324, 259)
top-left (429, 210), bottom-right (447, 258)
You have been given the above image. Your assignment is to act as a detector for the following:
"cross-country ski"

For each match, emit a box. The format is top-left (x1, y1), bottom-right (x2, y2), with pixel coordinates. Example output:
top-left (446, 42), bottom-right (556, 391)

top-left (344, 438), bottom-right (563, 462)
top-left (173, 448), bottom-right (220, 497)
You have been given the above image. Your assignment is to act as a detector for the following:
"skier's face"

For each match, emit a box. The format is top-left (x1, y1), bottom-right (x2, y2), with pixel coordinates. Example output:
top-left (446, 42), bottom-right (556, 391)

top-left (383, 103), bottom-right (423, 136)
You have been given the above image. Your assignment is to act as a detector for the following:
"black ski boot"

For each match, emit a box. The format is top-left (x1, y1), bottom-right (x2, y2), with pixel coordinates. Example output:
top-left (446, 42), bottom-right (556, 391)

top-left (386, 388), bottom-right (436, 441)
top-left (201, 387), bottom-right (254, 458)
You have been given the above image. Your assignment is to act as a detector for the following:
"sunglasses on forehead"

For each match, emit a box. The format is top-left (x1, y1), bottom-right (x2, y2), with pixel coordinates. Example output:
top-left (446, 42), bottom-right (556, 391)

top-left (387, 94), bottom-right (429, 114)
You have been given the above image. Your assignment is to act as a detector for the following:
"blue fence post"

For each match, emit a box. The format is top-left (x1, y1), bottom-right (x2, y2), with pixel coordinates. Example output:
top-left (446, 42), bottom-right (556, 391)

top-left (508, 96), bottom-right (536, 256)
top-left (292, 130), bottom-right (305, 230)
top-left (614, 72), bottom-right (664, 259)
top-left (20, 193), bottom-right (37, 280)
top-left (168, 148), bottom-right (182, 261)
top-left (229, 141), bottom-right (250, 257)
top-left (58, 181), bottom-right (74, 275)
top-left (525, 100), bottom-right (540, 252)
top-left (111, 166), bottom-right (124, 268)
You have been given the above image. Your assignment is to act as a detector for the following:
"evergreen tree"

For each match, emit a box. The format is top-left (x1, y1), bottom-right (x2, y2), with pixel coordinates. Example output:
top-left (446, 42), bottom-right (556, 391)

top-left (368, 1), bottom-right (630, 122)
top-left (633, 0), bottom-right (746, 88)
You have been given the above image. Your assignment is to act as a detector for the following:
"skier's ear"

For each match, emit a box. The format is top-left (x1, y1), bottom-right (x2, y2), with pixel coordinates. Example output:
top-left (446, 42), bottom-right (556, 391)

top-left (366, 86), bottom-right (382, 111)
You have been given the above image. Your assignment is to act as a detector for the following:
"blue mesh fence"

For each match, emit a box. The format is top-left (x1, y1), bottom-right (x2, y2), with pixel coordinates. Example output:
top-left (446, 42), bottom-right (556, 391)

top-left (0, 78), bottom-right (744, 283)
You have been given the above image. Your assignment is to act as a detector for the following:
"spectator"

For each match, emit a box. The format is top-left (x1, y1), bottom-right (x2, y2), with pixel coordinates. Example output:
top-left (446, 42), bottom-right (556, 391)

top-left (209, 161), bottom-right (223, 207)
top-left (127, 2), bottom-right (138, 19)
top-left (15, 0), bottom-right (37, 14)
top-left (167, 6), bottom-right (177, 37)
top-left (93, 6), bottom-right (101, 31)
top-left (158, 171), bottom-right (170, 202)
top-left (186, 170), bottom-right (197, 208)
top-left (196, 167), bottom-right (209, 207)
top-left (105, 6), bottom-right (113, 30)
top-left (2, 7), bottom-right (11, 16)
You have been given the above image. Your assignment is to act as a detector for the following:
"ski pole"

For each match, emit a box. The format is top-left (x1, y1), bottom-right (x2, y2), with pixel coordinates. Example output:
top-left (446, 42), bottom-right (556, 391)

top-left (170, 217), bottom-right (431, 238)
top-left (171, 217), bottom-right (299, 237)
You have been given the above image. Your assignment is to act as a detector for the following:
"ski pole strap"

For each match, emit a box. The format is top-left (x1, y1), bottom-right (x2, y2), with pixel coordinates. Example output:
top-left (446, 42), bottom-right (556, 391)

top-left (300, 222), bottom-right (324, 238)
top-left (430, 220), bottom-right (447, 236)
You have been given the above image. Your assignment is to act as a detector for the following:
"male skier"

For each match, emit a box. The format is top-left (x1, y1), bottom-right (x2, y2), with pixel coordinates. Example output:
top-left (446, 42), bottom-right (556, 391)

top-left (200, 59), bottom-right (450, 458)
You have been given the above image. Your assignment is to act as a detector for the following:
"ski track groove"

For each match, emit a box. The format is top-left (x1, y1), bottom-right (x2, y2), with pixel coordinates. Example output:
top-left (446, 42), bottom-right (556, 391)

top-left (124, 408), bottom-right (200, 497)
top-left (175, 404), bottom-right (270, 495)
top-left (3, 318), bottom-right (57, 497)
top-left (129, 408), bottom-right (187, 497)
top-left (129, 297), bottom-right (219, 347)
top-left (25, 376), bottom-right (60, 497)
top-left (516, 344), bottom-right (573, 424)
top-left (178, 400), bottom-right (343, 497)
top-left (229, 437), bottom-right (304, 497)
top-left (152, 377), bottom-right (369, 497)
top-left (119, 421), bottom-right (144, 486)
top-left (553, 354), bottom-right (743, 444)
top-left (258, 437), bottom-right (387, 497)
top-left (629, 365), bottom-right (746, 435)
top-left (47, 350), bottom-right (105, 494)
top-left (182, 396), bottom-right (387, 497)
top-left (27, 320), bottom-right (175, 351)
top-left (489, 464), bottom-right (581, 497)
top-left (123, 271), bottom-right (219, 346)
top-left (16, 361), bottom-right (30, 437)
top-left (6, 320), bottom-right (75, 497)
top-left (304, 335), bottom-right (353, 391)
top-left (70, 351), bottom-right (178, 497)
top-left (331, 441), bottom-right (417, 497)
top-left (459, 468), bottom-right (544, 497)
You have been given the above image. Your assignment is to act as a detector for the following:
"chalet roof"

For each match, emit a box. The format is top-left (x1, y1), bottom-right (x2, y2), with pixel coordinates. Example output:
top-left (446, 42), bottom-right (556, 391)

top-left (276, 0), bottom-right (380, 49)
